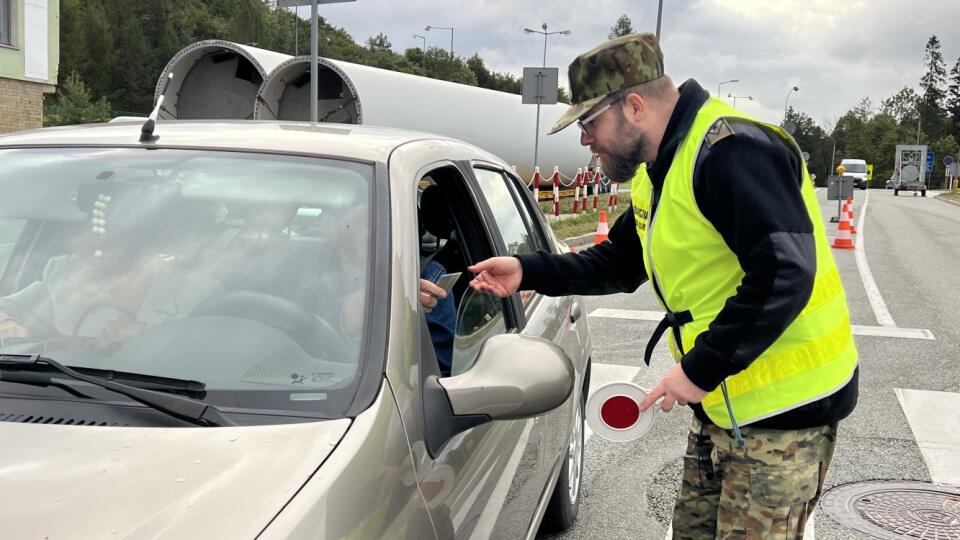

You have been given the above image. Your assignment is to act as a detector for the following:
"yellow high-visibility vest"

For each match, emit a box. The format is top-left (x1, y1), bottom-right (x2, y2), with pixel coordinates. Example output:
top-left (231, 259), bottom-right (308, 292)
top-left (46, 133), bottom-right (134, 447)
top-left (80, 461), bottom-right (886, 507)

top-left (630, 98), bottom-right (858, 428)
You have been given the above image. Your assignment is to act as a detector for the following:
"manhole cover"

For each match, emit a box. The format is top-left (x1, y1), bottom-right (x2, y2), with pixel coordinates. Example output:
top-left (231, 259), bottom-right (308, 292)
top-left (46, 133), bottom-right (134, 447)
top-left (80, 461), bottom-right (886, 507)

top-left (821, 481), bottom-right (960, 539)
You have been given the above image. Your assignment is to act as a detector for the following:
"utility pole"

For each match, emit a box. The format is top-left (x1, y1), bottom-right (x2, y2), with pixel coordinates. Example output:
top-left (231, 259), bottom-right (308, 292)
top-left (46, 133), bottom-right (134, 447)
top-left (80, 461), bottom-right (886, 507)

top-left (278, 0), bottom-right (357, 123)
top-left (413, 34), bottom-right (426, 75)
top-left (524, 23), bottom-right (571, 170)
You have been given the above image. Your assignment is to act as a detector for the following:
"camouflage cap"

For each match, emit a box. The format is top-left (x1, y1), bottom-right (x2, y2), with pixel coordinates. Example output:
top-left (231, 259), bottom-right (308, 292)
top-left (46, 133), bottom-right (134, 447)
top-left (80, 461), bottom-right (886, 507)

top-left (548, 33), bottom-right (664, 135)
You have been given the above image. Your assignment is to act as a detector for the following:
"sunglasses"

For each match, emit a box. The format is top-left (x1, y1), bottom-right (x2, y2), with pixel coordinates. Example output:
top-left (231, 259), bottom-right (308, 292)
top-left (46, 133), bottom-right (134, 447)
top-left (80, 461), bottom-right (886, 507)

top-left (577, 102), bottom-right (614, 134)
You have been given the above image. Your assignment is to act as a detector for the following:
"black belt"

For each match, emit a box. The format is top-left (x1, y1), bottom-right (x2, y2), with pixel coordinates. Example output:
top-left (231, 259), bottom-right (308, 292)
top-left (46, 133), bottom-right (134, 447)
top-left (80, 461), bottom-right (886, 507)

top-left (643, 308), bottom-right (746, 448)
top-left (643, 309), bottom-right (692, 366)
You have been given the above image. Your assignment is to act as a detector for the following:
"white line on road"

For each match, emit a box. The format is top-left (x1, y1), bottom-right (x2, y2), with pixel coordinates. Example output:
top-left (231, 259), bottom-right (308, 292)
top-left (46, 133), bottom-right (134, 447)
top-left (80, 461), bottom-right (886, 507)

top-left (853, 190), bottom-right (897, 327)
top-left (895, 388), bottom-right (960, 486)
top-left (589, 309), bottom-right (934, 340)
top-left (850, 325), bottom-right (935, 340)
top-left (588, 308), bottom-right (663, 322)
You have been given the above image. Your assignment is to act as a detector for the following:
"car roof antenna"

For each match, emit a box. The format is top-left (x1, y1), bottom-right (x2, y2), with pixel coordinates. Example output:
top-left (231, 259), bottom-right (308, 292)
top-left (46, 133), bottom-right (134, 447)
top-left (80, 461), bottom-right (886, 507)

top-left (140, 73), bottom-right (173, 143)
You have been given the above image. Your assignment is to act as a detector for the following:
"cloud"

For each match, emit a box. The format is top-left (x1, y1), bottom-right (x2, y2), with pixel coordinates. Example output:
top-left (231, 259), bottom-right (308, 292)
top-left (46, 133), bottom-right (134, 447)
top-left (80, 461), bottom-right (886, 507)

top-left (302, 0), bottom-right (960, 128)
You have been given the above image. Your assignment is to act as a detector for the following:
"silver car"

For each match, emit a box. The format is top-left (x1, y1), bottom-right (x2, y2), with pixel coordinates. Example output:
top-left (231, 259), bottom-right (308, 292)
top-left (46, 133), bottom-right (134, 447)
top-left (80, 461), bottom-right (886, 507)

top-left (0, 121), bottom-right (591, 539)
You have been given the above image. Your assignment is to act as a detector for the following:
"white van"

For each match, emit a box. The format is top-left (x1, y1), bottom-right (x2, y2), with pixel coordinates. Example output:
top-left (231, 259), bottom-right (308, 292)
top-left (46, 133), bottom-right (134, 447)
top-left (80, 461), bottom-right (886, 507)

top-left (840, 158), bottom-right (868, 189)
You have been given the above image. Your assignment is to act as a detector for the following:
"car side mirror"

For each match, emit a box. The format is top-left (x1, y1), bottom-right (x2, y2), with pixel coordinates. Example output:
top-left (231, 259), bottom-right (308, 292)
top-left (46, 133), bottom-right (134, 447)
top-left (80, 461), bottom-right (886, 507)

top-left (421, 333), bottom-right (574, 457)
top-left (440, 333), bottom-right (574, 420)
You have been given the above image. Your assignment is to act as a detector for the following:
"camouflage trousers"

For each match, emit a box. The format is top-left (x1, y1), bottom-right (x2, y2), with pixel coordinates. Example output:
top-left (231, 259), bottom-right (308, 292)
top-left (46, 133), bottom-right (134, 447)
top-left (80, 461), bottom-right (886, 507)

top-left (671, 417), bottom-right (837, 540)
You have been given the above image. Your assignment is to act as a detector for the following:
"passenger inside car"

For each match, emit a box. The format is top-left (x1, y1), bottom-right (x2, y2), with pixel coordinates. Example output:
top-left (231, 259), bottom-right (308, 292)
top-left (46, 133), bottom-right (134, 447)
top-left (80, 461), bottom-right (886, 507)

top-left (417, 187), bottom-right (458, 374)
top-left (0, 179), bottom-right (222, 346)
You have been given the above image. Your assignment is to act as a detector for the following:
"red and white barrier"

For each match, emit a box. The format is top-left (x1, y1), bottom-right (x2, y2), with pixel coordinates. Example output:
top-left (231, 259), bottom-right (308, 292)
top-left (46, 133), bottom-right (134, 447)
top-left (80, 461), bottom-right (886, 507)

top-left (608, 181), bottom-right (620, 213)
top-left (571, 168), bottom-right (583, 214)
top-left (552, 166), bottom-right (560, 217)
top-left (592, 170), bottom-right (601, 213)
top-left (531, 166), bottom-right (541, 204)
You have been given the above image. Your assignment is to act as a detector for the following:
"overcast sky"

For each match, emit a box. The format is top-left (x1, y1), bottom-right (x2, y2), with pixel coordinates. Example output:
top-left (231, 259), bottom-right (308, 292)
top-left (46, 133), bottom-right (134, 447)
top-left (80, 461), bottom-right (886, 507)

top-left (297, 0), bottom-right (960, 127)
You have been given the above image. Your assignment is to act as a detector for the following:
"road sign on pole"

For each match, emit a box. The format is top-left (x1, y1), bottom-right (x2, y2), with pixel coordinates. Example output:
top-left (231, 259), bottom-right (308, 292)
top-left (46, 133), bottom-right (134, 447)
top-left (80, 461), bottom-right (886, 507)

top-left (926, 151), bottom-right (935, 171)
top-left (944, 155), bottom-right (954, 167)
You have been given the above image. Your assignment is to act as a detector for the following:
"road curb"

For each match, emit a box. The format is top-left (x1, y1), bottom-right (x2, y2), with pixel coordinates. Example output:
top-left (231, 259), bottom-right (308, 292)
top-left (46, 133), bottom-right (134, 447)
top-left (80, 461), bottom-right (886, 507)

top-left (564, 233), bottom-right (596, 248)
top-left (935, 194), bottom-right (960, 208)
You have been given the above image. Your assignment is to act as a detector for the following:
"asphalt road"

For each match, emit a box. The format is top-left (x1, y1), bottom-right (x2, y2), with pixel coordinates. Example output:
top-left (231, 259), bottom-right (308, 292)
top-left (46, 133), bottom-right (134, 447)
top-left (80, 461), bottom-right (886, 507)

top-left (541, 188), bottom-right (960, 540)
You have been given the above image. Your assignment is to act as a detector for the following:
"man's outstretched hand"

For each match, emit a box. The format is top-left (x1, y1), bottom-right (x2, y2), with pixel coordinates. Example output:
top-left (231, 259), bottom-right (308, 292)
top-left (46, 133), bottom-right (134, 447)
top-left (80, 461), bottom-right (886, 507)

top-left (638, 363), bottom-right (709, 413)
top-left (468, 257), bottom-right (523, 298)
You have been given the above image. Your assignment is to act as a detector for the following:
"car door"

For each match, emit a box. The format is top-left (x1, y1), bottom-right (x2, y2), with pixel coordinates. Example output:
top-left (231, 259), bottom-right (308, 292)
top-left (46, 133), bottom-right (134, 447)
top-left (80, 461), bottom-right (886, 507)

top-left (385, 155), bottom-right (546, 540)
top-left (468, 165), bottom-right (585, 530)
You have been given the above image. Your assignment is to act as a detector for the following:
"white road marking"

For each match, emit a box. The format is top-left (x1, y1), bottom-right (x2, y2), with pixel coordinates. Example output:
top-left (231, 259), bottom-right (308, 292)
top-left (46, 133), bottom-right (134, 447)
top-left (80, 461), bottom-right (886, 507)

top-left (584, 362), bottom-right (642, 443)
top-left (589, 309), bottom-right (934, 340)
top-left (850, 325), bottom-right (935, 340)
top-left (895, 388), bottom-right (960, 486)
top-left (588, 308), bottom-right (663, 322)
top-left (853, 190), bottom-right (897, 327)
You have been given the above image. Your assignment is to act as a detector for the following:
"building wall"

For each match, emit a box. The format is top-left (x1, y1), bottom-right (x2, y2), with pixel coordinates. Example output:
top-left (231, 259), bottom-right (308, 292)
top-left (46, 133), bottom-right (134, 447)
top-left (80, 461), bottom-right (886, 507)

top-left (0, 0), bottom-right (60, 85)
top-left (0, 76), bottom-right (52, 133)
top-left (0, 0), bottom-right (59, 132)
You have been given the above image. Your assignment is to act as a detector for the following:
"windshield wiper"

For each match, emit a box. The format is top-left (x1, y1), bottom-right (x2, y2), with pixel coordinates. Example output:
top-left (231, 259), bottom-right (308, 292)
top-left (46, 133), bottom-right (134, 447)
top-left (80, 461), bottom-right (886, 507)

top-left (0, 354), bottom-right (234, 427)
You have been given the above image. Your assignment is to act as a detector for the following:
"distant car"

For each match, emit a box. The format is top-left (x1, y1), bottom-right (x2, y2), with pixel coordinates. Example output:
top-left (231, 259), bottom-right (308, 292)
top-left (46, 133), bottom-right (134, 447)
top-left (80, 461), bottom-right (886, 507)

top-left (840, 158), bottom-right (869, 189)
top-left (0, 121), bottom-right (590, 539)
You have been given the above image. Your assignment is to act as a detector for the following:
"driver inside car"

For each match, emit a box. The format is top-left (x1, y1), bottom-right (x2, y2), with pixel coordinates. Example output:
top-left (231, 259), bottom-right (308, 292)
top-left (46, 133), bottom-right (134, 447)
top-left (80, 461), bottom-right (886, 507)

top-left (0, 179), bottom-right (222, 347)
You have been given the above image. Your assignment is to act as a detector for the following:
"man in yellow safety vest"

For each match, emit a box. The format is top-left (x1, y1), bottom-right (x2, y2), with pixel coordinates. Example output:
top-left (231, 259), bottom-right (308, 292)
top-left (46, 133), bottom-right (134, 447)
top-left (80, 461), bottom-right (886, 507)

top-left (468, 33), bottom-right (858, 539)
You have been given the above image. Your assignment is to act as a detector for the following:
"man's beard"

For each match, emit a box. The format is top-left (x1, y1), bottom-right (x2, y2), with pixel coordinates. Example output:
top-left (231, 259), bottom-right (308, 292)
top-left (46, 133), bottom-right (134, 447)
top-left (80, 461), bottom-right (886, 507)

top-left (599, 119), bottom-right (647, 182)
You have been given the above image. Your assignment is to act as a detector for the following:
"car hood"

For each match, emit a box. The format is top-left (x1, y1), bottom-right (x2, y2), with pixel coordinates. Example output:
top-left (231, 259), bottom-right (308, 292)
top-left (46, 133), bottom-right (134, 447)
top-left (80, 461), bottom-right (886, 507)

top-left (0, 418), bottom-right (351, 538)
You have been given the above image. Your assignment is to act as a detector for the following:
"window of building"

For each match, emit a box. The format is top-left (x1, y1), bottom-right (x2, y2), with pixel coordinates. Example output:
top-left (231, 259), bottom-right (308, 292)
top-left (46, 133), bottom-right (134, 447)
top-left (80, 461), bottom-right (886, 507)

top-left (0, 0), bottom-right (11, 46)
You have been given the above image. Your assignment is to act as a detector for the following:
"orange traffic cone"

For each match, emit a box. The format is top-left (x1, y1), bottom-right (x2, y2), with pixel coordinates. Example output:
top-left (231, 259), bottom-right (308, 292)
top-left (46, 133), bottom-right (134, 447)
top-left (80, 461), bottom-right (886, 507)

top-left (594, 210), bottom-right (610, 244)
top-left (831, 205), bottom-right (855, 249)
top-left (846, 197), bottom-right (857, 234)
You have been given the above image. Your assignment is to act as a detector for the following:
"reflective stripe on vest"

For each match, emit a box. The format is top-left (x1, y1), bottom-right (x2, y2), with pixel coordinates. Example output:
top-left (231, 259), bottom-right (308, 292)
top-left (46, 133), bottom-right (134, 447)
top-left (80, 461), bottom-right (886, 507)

top-left (630, 98), bottom-right (858, 428)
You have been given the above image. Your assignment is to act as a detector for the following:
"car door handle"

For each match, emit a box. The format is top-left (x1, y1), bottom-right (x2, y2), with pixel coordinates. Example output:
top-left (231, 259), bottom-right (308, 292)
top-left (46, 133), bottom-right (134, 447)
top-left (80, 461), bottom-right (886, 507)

top-left (570, 302), bottom-right (582, 323)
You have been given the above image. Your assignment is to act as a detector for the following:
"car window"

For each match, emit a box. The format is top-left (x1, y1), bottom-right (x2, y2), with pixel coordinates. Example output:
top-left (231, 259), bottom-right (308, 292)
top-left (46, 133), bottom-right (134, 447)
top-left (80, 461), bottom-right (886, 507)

top-left (0, 219), bottom-right (25, 270)
top-left (473, 168), bottom-right (537, 256)
top-left (504, 174), bottom-right (548, 252)
top-left (0, 147), bottom-right (375, 418)
top-left (451, 287), bottom-right (506, 376)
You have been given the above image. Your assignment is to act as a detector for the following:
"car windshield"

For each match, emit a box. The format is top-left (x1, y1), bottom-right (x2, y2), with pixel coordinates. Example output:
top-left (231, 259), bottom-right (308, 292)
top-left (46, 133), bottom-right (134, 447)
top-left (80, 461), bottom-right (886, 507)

top-left (0, 147), bottom-right (375, 417)
top-left (843, 163), bottom-right (867, 173)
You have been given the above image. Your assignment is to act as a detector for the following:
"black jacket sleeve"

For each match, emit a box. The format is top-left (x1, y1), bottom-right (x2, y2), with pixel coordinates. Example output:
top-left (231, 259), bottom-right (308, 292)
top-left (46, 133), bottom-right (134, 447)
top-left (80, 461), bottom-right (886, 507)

top-left (680, 127), bottom-right (817, 392)
top-left (514, 205), bottom-right (648, 296)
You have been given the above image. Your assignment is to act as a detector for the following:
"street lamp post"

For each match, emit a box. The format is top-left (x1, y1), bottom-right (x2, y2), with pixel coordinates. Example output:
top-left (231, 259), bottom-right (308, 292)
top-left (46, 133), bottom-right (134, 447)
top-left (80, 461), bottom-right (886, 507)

top-left (717, 79), bottom-right (739, 102)
top-left (916, 107), bottom-right (922, 144)
top-left (524, 23), bottom-right (571, 170)
top-left (656, 0), bottom-right (664, 40)
top-left (413, 34), bottom-right (426, 75)
top-left (424, 25), bottom-right (453, 58)
top-left (784, 85), bottom-right (799, 122)
top-left (728, 94), bottom-right (753, 109)
top-left (826, 135), bottom-right (836, 178)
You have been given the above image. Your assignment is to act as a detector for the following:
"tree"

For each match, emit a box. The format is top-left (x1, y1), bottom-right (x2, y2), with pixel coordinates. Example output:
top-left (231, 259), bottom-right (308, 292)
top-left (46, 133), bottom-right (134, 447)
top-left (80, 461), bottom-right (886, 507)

top-left (608, 14), bottom-right (634, 39)
top-left (366, 32), bottom-right (392, 54)
top-left (918, 35), bottom-right (947, 141)
top-left (784, 106), bottom-right (829, 182)
top-left (43, 72), bottom-right (112, 126)
top-left (947, 57), bottom-right (960, 141)
top-left (880, 86), bottom-right (919, 124)
top-left (929, 134), bottom-right (959, 187)
top-left (422, 47), bottom-right (477, 86)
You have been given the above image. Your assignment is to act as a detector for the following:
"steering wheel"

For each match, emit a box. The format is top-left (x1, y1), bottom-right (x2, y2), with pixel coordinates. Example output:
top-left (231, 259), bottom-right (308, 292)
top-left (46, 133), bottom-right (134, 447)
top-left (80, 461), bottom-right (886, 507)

top-left (189, 291), bottom-right (352, 361)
